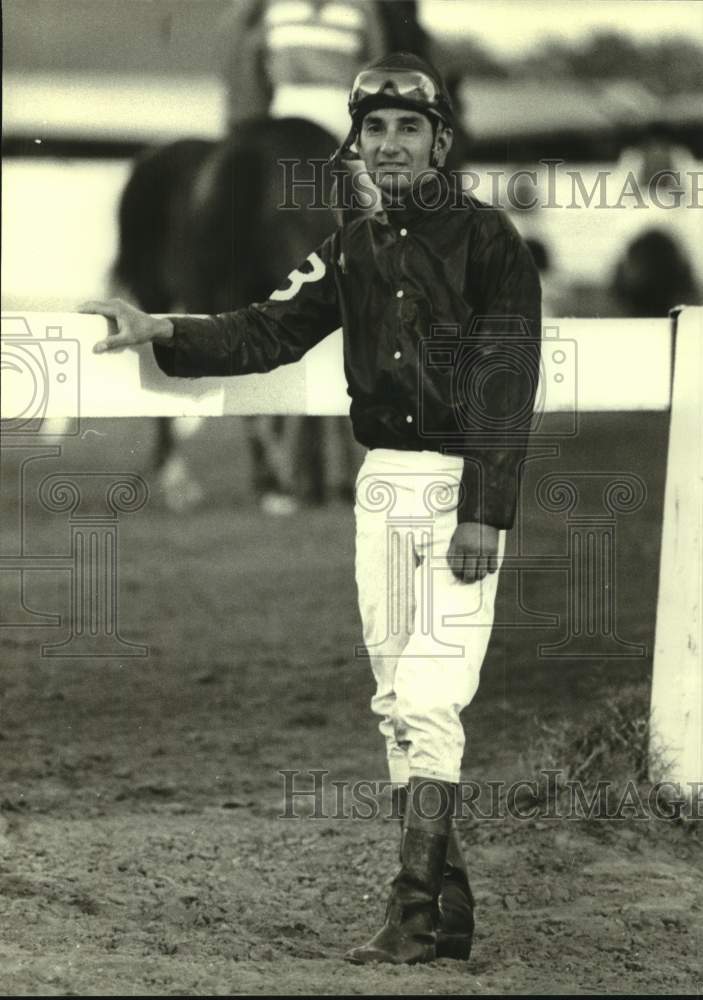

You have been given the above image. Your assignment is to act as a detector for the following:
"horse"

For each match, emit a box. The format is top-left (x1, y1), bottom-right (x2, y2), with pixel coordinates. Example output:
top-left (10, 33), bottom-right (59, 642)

top-left (112, 116), bottom-right (357, 511)
top-left (610, 227), bottom-right (700, 317)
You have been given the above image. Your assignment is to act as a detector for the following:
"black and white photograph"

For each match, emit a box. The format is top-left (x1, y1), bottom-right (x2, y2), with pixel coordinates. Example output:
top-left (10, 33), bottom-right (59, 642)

top-left (1, 0), bottom-right (702, 994)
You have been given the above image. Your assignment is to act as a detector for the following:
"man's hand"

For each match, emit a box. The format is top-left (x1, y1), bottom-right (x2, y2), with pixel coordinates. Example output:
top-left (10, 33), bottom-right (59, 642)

top-left (447, 521), bottom-right (500, 584)
top-left (79, 298), bottom-right (174, 354)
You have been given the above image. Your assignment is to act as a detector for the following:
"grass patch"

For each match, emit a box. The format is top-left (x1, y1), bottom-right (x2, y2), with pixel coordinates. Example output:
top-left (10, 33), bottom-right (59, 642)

top-left (520, 686), bottom-right (700, 832)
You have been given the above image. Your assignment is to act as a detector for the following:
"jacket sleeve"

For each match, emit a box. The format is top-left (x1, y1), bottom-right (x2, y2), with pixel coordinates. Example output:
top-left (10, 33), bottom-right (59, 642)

top-left (152, 236), bottom-right (341, 378)
top-left (457, 227), bottom-right (542, 529)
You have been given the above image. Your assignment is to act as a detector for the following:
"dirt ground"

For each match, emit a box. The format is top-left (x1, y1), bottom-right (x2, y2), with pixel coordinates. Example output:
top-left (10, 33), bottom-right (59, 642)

top-left (1, 413), bottom-right (701, 995)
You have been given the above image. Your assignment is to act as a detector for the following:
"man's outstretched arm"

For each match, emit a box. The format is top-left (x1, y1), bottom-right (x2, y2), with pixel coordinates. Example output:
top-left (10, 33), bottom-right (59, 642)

top-left (82, 237), bottom-right (341, 377)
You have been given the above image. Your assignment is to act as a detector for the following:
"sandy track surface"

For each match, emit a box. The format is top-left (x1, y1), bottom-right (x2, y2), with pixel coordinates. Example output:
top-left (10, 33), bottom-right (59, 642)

top-left (1, 414), bottom-right (701, 994)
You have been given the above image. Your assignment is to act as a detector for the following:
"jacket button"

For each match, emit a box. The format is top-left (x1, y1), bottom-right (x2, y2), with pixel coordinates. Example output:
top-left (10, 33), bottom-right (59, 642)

top-left (394, 350), bottom-right (402, 360)
top-left (406, 415), bottom-right (413, 424)
top-left (396, 289), bottom-right (404, 298)
top-left (400, 228), bottom-right (408, 237)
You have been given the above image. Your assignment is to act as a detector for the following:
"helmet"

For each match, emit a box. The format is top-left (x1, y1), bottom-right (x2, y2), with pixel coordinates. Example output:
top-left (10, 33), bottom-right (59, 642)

top-left (348, 52), bottom-right (454, 131)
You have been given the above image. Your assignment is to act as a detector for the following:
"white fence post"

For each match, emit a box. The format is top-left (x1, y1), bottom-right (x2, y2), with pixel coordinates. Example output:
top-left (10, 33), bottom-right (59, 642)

top-left (650, 306), bottom-right (703, 799)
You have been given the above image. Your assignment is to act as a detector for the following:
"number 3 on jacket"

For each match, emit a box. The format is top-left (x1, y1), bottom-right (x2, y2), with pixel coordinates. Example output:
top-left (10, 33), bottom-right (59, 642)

top-left (269, 252), bottom-right (326, 302)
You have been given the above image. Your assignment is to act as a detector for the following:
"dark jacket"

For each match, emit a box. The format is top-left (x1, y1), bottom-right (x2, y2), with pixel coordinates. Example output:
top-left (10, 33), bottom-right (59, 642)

top-left (154, 174), bottom-right (542, 528)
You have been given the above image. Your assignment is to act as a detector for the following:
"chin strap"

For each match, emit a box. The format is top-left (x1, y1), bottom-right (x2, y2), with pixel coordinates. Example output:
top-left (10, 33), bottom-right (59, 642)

top-left (328, 124), bottom-right (359, 171)
top-left (329, 122), bottom-right (385, 225)
top-left (430, 120), bottom-right (446, 169)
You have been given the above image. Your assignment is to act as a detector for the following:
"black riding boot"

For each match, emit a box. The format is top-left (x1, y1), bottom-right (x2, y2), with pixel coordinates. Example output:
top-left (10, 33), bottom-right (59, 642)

top-left (391, 783), bottom-right (475, 960)
top-left (437, 824), bottom-right (475, 960)
top-left (344, 777), bottom-right (454, 965)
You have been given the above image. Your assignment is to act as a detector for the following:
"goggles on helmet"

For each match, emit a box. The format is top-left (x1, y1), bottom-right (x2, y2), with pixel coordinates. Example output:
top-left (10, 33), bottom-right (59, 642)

top-left (350, 69), bottom-right (440, 106)
top-left (348, 69), bottom-right (451, 123)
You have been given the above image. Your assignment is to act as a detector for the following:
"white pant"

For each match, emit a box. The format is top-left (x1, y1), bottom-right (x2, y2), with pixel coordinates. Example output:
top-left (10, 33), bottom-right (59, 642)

top-left (354, 449), bottom-right (506, 785)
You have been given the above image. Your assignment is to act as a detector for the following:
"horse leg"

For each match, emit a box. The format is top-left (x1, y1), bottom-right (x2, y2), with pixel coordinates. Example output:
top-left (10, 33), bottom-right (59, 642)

top-left (153, 417), bottom-right (173, 470)
top-left (152, 296), bottom-right (205, 510)
top-left (246, 415), bottom-right (299, 514)
top-left (332, 416), bottom-right (365, 503)
top-left (153, 416), bottom-right (204, 512)
top-left (292, 416), bottom-right (326, 505)
top-left (246, 416), bottom-right (275, 496)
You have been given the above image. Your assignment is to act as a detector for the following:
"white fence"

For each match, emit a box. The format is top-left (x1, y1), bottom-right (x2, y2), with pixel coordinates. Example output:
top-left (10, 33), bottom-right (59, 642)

top-left (0, 314), bottom-right (673, 417)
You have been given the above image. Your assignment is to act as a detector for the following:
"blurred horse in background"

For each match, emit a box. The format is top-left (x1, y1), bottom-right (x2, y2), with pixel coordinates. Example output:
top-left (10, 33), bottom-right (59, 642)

top-left (610, 227), bottom-right (700, 317)
top-left (113, 0), bottom-right (447, 511)
top-left (112, 117), bottom-right (344, 511)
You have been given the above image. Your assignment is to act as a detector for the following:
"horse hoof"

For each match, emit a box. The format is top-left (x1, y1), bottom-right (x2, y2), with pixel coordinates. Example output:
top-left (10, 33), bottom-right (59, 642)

top-left (158, 457), bottom-right (204, 512)
top-left (260, 492), bottom-right (298, 516)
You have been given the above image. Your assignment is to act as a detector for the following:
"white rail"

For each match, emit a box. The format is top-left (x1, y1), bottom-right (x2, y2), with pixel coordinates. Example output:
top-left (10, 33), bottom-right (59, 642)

top-left (0, 314), bottom-right (673, 419)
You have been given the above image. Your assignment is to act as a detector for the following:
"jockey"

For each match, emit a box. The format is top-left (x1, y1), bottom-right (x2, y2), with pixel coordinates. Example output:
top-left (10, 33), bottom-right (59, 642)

top-left (85, 50), bottom-right (542, 966)
top-left (327, 48), bottom-right (457, 221)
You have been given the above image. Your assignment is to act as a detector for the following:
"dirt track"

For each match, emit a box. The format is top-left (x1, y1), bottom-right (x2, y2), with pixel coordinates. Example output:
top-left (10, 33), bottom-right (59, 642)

top-left (1, 808), bottom-right (700, 995)
top-left (1, 413), bottom-right (701, 995)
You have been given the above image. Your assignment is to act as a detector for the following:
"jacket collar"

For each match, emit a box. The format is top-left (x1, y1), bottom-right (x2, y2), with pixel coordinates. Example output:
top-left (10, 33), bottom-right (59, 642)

top-left (381, 170), bottom-right (463, 226)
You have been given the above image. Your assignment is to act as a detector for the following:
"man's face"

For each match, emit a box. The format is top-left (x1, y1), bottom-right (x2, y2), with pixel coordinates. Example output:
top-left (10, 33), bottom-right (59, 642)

top-left (357, 107), bottom-right (451, 197)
